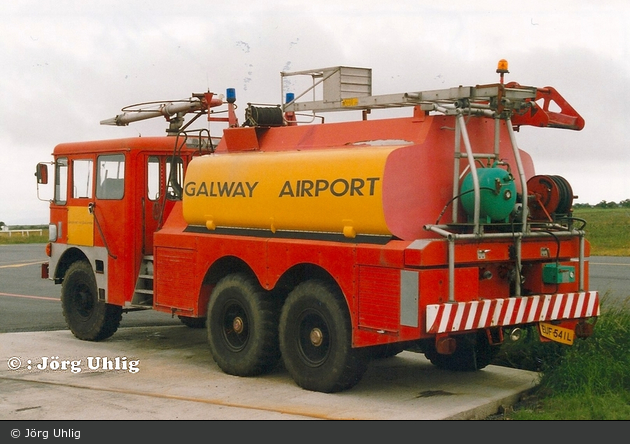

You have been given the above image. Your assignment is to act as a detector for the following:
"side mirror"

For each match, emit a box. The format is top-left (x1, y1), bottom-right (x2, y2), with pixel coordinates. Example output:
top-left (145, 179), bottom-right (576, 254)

top-left (36, 163), bottom-right (49, 185)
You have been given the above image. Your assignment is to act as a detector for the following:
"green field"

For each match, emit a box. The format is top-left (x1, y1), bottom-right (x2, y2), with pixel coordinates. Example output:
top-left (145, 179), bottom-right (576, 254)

top-left (572, 207), bottom-right (630, 256)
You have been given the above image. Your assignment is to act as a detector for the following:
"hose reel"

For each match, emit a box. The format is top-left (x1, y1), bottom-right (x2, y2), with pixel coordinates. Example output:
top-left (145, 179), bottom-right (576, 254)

top-left (527, 175), bottom-right (574, 220)
top-left (244, 105), bottom-right (284, 127)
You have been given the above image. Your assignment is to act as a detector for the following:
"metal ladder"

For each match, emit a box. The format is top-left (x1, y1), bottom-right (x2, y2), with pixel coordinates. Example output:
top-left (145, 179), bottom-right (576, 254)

top-left (131, 255), bottom-right (154, 307)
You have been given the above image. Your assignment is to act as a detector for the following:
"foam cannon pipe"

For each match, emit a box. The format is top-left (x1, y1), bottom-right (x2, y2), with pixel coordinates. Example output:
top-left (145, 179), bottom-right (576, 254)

top-left (100, 93), bottom-right (224, 126)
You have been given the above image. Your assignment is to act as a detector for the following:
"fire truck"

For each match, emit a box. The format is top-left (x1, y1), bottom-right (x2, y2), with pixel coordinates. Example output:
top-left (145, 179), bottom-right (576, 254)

top-left (36, 61), bottom-right (600, 393)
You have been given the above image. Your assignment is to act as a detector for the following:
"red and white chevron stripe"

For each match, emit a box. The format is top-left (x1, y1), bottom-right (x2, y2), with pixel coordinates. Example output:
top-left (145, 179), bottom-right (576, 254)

top-left (426, 291), bottom-right (600, 334)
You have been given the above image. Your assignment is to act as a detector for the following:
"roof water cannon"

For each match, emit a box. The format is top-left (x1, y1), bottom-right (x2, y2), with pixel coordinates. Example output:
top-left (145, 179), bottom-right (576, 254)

top-left (100, 91), bottom-right (236, 134)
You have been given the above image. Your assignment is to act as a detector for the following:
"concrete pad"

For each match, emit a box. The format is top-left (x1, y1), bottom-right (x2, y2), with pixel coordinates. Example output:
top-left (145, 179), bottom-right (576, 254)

top-left (0, 326), bottom-right (539, 420)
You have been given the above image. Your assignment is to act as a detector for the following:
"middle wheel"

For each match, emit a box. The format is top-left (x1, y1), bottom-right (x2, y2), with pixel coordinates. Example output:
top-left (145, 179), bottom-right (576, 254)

top-left (279, 279), bottom-right (369, 393)
top-left (207, 273), bottom-right (280, 377)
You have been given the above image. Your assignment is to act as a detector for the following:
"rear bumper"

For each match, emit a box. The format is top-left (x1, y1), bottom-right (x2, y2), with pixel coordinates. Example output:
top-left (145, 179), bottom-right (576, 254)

top-left (426, 291), bottom-right (600, 334)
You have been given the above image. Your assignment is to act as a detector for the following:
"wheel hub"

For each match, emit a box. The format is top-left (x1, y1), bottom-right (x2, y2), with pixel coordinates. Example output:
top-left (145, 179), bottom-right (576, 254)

top-left (309, 328), bottom-right (323, 347)
top-left (232, 316), bottom-right (244, 334)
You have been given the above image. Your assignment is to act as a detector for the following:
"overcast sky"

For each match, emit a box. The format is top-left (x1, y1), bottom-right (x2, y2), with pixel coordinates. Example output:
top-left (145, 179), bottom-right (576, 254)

top-left (1, 1), bottom-right (629, 225)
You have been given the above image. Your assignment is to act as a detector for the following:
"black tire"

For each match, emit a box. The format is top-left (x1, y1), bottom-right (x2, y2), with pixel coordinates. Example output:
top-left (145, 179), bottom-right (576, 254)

top-left (178, 315), bottom-right (206, 329)
top-left (61, 261), bottom-right (122, 341)
top-left (369, 343), bottom-right (406, 360)
top-left (279, 280), bottom-right (369, 393)
top-left (424, 331), bottom-right (500, 371)
top-left (207, 273), bottom-right (280, 376)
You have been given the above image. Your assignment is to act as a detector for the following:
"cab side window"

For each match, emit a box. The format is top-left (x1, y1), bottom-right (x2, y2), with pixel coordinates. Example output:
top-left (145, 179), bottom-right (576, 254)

top-left (96, 154), bottom-right (125, 200)
top-left (72, 159), bottom-right (93, 199)
top-left (55, 157), bottom-right (68, 204)
top-left (147, 156), bottom-right (160, 201)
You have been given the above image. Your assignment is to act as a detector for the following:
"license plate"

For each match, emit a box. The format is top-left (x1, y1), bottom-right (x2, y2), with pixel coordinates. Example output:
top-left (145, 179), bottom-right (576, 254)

top-left (539, 322), bottom-right (574, 345)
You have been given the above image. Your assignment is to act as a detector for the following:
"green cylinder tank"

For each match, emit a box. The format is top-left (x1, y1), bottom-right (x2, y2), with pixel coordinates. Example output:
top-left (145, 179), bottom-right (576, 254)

top-left (460, 167), bottom-right (516, 222)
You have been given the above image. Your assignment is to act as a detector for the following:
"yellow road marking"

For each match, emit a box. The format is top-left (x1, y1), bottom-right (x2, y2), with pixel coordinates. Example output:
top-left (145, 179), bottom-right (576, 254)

top-left (589, 262), bottom-right (630, 267)
top-left (0, 292), bottom-right (58, 302)
top-left (0, 260), bottom-right (46, 269)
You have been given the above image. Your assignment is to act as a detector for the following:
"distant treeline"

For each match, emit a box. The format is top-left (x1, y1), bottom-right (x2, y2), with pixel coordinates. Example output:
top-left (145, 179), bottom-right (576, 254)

top-left (0, 223), bottom-right (48, 230)
top-left (574, 199), bottom-right (630, 209)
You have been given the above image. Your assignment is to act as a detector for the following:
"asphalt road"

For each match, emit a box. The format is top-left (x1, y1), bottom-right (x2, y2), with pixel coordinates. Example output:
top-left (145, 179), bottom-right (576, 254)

top-left (588, 256), bottom-right (630, 308)
top-left (0, 243), bottom-right (181, 333)
top-left (0, 243), bottom-right (627, 334)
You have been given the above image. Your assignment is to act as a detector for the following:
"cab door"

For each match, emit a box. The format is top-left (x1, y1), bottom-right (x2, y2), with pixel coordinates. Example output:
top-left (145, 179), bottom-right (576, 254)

top-left (94, 153), bottom-right (130, 305)
top-left (145, 155), bottom-right (162, 255)
top-left (144, 155), bottom-right (184, 255)
top-left (95, 154), bottom-right (127, 251)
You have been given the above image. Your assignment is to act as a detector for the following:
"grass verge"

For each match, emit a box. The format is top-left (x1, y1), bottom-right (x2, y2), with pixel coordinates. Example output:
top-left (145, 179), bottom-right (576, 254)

top-left (494, 293), bottom-right (630, 420)
top-left (0, 230), bottom-right (48, 245)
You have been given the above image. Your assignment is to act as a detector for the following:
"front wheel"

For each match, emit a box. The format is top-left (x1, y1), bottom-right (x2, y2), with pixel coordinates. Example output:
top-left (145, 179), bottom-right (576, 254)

top-left (61, 261), bottom-right (122, 341)
top-left (279, 280), bottom-right (369, 393)
top-left (207, 273), bottom-right (280, 376)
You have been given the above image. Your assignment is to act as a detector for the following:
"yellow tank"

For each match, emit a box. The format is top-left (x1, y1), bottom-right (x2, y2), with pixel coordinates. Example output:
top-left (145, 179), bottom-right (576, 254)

top-left (182, 145), bottom-right (453, 239)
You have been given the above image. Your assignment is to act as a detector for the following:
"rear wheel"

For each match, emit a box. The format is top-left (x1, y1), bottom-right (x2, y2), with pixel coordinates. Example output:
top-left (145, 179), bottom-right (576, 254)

top-left (279, 280), bottom-right (369, 393)
top-left (178, 316), bottom-right (206, 328)
top-left (61, 261), bottom-right (122, 341)
top-left (369, 343), bottom-right (406, 360)
top-left (207, 273), bottom-right (280, 376)
top-left (425, 331), bottom-right (500, 371)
